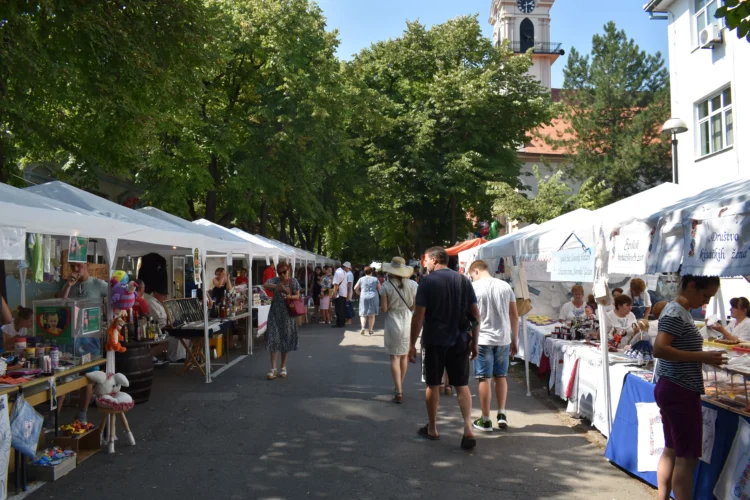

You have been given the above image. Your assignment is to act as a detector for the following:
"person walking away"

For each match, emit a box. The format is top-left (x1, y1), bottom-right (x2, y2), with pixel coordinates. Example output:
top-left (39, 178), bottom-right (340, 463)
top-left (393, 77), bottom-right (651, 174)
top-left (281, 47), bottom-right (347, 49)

top-left (263, 262), bottom-right (301, 380)
top-left (653, 275), bottom-right (725, 500)
top-left (332, 262), bottom-right (348, 328)
top-left (344, 262), bottom-right (354, 325)
top-left (380, 257), bottom-right (418, 403)
top-left (312, 266), bottom-right (323, 322)
top-left (321, 266), bottom-right (334, 324)
top-left (354, 266), bottom-right (381, 336)
top-left (409, 246), bottom-right (479, 450)
top-left (468, 260), bottom-right (518, 432)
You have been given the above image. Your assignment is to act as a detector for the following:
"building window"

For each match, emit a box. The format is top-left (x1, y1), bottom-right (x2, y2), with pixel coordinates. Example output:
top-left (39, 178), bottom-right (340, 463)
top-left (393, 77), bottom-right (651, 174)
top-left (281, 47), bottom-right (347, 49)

top-left (695, 0), bottom-right (720, 36)
top-left (697, 87), bottom-right (733, 157)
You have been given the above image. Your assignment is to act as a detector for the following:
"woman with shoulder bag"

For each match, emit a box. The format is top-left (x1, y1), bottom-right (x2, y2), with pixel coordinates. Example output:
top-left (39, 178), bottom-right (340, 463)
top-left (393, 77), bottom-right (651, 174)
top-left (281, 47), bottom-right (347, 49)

top-left (379, 257), bottom-right (418, 404)
top-left (263, 262), bottom-right (301, 380)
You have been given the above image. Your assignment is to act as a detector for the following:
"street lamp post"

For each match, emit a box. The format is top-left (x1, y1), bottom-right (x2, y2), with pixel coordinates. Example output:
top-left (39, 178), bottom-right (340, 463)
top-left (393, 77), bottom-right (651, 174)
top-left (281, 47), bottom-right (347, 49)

top-left (662, 118), bottom-right (688, 184)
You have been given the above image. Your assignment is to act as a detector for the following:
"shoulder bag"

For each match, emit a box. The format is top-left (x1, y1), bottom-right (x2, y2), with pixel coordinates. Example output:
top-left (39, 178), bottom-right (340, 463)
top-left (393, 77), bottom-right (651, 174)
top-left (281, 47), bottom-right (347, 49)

top-left (388, 280), bottom-right (414, 310)
top-left (283, 279), bottom-right (306, 317)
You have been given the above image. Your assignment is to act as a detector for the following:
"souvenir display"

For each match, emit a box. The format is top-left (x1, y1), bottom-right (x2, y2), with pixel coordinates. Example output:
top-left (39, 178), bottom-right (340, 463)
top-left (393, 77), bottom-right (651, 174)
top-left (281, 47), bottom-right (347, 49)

top-left (32, 298), bottom-right (103, 365)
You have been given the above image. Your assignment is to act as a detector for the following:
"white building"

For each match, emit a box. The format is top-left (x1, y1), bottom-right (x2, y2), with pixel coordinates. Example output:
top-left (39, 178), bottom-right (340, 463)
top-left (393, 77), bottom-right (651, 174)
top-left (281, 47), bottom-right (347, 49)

top-left (644, 0), bottom-right (748, 189)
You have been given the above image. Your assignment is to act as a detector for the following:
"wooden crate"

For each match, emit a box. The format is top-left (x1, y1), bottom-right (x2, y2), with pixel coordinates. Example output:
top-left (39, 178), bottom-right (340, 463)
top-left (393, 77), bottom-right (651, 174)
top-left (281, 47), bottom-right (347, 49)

top-left (47, 426), bottom-right (101, 465)
top-left (27, 456), bottom-right (76, 482)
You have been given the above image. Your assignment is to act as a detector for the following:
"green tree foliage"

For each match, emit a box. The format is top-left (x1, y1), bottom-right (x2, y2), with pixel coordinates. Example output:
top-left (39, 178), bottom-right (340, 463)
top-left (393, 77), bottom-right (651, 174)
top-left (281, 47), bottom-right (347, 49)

top-left (558, 22), bottom-right (671, 200)
top-left (343, 16), bottom-right (551, 254)
top-left (716, 0), bottom-right (750, 42)
top-left (0, 0), bottom-right (209, 184)
top-left (137, 0), bottom-right (347, 252)
top-left (488, 165), bottom-right (611, 225)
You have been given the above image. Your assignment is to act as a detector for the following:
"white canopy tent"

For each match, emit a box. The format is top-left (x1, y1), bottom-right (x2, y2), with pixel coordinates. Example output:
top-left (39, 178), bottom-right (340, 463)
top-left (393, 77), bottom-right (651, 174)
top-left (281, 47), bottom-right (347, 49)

top-left (26, 182), bottom-right (248, 383)
top-left (192, 219), bottom-right (280, 265)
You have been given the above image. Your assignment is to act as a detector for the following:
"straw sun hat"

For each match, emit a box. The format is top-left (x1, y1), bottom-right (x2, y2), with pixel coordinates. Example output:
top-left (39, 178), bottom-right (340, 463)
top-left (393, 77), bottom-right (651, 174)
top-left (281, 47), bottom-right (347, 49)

top-left (382, 257), bottom-right (414, 278)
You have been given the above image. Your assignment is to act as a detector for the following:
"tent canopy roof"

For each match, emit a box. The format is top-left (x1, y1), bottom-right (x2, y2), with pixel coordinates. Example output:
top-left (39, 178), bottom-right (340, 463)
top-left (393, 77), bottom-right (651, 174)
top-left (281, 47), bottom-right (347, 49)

top-left (192, 219), bottom-right (277, 259)
top-left (446, 238), bottom-right (487, 256)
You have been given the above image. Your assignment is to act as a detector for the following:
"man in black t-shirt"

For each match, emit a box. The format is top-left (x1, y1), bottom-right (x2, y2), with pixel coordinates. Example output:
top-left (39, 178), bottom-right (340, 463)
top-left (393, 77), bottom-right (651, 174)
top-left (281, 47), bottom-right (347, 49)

top-left (409, 246), bottom-right (480, 450)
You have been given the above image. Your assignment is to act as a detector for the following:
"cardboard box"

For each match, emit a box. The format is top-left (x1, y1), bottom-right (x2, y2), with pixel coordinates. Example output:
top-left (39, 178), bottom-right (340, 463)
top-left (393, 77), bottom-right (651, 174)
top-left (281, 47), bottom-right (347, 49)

top-left (48, 426), bottom-right (101, 465)
top-left (27, 456), bottom-right (76, 482)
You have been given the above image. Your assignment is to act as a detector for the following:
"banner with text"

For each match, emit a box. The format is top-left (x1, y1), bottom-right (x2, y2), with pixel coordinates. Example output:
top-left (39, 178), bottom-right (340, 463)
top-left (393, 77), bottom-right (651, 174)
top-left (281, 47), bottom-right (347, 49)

top-left (548, 247), bottom-right (595, 283)
top-left (682, 215), bottom-right (750, 277)
top-left (609, 222), bottom-right (654, 276)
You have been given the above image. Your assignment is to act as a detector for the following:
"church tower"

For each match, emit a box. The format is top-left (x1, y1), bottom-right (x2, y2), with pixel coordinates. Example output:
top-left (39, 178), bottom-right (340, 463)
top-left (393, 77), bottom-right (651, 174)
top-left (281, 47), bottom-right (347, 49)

top-left (489, 0), bottom-right (563, 90)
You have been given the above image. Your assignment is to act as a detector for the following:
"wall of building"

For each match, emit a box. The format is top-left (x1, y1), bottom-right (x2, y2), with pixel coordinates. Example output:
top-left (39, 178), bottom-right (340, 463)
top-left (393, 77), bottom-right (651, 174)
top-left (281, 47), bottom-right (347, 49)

top-left (663, 0), bottom-right (748, 188)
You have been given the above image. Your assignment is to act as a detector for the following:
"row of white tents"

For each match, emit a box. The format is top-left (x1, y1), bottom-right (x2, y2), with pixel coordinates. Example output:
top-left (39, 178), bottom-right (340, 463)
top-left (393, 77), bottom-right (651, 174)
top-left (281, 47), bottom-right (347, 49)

top-left (0, 180), bottom-right (335, 382)
top-left (463, 177), bottom-right (750, 436)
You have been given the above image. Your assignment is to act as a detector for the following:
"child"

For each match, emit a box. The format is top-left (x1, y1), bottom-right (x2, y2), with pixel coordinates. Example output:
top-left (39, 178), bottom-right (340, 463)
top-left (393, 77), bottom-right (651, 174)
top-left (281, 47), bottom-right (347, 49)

top-left (3, 306), bottom-right (33, 352)
top-left (320, 288), bottom-right (331, 325)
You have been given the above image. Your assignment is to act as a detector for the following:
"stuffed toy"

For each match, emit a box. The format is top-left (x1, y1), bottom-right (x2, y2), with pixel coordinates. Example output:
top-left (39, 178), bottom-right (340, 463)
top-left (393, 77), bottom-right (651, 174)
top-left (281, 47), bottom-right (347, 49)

top-left (85, 371), bottom-right (134, 412)
top-left (110, 277), bottom-right (137, 312)
top-left (106, 311), bottom-right (127, 353)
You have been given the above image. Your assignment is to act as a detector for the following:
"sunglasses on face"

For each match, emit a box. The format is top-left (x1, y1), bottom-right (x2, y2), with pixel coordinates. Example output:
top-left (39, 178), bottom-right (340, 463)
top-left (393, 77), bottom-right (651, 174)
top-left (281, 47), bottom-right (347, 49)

top-left (279, 271), bottom-right (288, 275)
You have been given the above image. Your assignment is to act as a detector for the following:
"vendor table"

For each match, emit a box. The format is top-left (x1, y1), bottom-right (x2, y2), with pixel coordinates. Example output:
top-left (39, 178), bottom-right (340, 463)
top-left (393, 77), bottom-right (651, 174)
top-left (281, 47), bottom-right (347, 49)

top-left (164, 319), bottom-right (236, 376)
top-left (517, 320), bottom-right (557, 366)
top-left (0, 359), bottom-right (107, 494)
top-left (604, 373), bottom-right (750, 499)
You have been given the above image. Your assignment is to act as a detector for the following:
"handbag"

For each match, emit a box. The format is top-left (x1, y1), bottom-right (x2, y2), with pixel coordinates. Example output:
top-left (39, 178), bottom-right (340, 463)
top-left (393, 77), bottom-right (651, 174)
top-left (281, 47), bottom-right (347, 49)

top-left (286, 298), bottom-right (306, 317)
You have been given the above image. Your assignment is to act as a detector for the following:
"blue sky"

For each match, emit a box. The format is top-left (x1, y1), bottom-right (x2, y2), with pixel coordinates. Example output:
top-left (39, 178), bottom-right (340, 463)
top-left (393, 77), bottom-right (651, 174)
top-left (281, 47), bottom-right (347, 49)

top-left (315, 0), bottom-right (669, 88)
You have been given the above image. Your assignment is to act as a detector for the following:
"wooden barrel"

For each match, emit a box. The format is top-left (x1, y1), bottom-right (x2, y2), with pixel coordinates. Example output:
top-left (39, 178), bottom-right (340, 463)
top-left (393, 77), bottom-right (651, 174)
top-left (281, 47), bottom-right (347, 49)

top-left (115, 343), bottom-right (154, 404)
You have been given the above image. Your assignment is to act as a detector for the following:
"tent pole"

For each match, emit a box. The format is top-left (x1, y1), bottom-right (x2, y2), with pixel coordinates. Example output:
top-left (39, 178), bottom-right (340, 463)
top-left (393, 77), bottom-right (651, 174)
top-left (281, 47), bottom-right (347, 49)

top-left (522, 315), bottom-right (531, 396)
top-left (248, 252), bottom-right (253, 356)
top-left (202, 250), bottom-right (211, 383)
top-left (598, 306), bottom-right (612, 436)
top-left (717, 285), bottom-right (727, 327)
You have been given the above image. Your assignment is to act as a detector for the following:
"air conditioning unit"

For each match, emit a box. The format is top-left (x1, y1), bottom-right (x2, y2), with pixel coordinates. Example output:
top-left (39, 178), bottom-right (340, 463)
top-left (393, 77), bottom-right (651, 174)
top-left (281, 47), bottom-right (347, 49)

top-left (700, 24), bottom-right (723, 49)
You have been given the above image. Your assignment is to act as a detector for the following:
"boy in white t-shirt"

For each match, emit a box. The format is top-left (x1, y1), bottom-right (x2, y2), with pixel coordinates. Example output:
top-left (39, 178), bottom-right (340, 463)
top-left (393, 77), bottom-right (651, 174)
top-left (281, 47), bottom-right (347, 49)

top-left (603, 294), bottom-right (641, 347)
top-left (468, 260), bottom-right (519, 432)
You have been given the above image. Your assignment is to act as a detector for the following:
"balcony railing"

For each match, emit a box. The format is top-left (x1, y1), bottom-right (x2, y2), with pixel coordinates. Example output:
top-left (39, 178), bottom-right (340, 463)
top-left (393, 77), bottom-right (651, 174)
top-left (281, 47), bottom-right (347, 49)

top-left (505, 41), bottom-right (565, 55)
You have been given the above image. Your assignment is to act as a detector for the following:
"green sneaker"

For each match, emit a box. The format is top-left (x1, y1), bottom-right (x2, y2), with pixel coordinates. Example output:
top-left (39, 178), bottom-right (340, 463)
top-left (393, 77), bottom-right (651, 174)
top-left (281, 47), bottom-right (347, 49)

top-left (497, 413), bottom-right (508, 430)
top-left (472, 417), bottom-right (493, 433)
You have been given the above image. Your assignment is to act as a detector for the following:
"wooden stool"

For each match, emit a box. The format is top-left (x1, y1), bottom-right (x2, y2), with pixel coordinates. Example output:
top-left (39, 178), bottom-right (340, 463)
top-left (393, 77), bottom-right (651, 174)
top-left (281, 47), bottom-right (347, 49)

top-left (98, 407), bottom-right (136, 454)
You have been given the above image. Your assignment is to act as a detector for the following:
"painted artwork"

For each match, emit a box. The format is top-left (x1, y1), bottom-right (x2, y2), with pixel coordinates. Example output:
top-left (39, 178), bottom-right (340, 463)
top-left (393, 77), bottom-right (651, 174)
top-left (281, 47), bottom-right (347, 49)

top-left (636, 402), bottom-right (665, 472)
top-left (714, 417), bottom-right (750, 500)
top-left (67, 236), bottom-right (88, 263)
top-left (34, 306), bottom-right (73, 344)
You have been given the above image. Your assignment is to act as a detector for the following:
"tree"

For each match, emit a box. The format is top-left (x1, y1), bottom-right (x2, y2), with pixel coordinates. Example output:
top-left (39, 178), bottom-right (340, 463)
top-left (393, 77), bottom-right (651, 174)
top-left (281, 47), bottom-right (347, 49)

top-left (137, 0), bottom-right (348, 252)
top-left (557, 22), bottom-right (671, 201)
top-left (0, 0), bottom-right (209, 185)
top-left (716, 0), bottom-right (750, 42)
top-left (343, 16), bottom-right (551, 253)
top-left (488, 165), bottom-right (611, 225)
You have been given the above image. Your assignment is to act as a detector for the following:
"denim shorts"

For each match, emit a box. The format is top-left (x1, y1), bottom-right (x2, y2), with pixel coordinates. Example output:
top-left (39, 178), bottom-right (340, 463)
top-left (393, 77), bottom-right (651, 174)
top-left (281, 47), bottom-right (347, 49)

top-left (474, 344), bottom-right (510, 379)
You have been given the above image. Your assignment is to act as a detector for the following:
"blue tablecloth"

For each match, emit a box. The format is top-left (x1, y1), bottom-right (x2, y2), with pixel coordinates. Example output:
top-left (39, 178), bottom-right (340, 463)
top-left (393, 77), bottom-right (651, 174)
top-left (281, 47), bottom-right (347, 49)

top-left (605, 373), bottom-right (750, 499)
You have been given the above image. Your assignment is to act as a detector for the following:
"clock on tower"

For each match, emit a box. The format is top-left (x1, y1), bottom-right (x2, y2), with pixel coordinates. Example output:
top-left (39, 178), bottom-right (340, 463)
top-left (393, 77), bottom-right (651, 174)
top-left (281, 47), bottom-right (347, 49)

top-left (489, 0), bottom-right (564, 90)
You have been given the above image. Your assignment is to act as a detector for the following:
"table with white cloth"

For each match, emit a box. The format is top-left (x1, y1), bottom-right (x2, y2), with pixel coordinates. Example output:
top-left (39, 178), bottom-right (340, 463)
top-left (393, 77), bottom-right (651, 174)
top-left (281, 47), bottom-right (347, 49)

top-left (517, 321), bottom-right (558, 366)
top-left (542, 336), bottom-right (645, 436)
top-left (254, 305), bottom-right (270, 336)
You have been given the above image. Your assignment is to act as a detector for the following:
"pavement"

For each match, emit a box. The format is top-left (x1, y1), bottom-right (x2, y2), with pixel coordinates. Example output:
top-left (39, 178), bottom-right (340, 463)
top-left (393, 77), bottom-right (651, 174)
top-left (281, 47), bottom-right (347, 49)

top-left (28, 315), bottom-right (656, 500)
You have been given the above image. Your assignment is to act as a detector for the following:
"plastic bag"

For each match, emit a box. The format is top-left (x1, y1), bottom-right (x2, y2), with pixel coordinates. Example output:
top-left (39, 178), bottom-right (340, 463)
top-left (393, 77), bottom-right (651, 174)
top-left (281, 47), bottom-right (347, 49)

top-left (9, 393), bottom-right (43, 457)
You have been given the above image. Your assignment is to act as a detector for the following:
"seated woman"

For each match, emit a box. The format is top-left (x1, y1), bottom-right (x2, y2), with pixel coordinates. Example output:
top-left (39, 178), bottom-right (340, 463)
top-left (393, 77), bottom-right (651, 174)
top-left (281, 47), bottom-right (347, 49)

top-left (559, 285), bottom-right (594, 322)
top-left (603, 294), bottom-right (641, 347)
top-left (709, 296), bottom-right (750, 342)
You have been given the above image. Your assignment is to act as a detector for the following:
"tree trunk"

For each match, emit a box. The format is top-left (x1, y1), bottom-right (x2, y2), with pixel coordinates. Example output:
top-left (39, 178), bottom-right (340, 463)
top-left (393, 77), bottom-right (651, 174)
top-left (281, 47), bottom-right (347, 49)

top-left (450, 194), bottom-right (458, 246)
top-left (259, 201), bottom-right (269, 236)
top-left (204, 153), bottom-right (219, 221)
top-left (279, 212), bottom-right (287, 243)
top-left (317, 230), bottom-right (323, 255)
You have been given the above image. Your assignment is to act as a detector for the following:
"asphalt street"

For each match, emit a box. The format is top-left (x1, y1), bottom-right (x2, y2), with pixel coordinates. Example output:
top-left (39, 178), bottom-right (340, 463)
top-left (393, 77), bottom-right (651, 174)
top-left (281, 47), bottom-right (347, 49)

top-left (29, 315), bottom-right (656, 500)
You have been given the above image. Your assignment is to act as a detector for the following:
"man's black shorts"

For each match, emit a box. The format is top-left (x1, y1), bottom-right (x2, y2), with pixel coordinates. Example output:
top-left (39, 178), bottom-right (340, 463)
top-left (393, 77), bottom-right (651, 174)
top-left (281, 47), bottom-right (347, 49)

top-left (423, 338), bottom-right (470, 387)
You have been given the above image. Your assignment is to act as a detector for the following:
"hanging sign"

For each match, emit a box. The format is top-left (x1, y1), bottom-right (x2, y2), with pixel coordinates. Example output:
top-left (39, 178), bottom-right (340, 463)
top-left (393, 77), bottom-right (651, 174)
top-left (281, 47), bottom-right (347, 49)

top-left (192, 248), bottom-right (203, 286)
top-left (67, 236), bottom-right (89, 263)
top-left (548, 247), bottom-right (595, 283)
top-left (521, 258), bottom-right (551, 282)
top-left (683, 215), bottom-right (750, 277)
top-left (609, 222), bottom-right (654, 275)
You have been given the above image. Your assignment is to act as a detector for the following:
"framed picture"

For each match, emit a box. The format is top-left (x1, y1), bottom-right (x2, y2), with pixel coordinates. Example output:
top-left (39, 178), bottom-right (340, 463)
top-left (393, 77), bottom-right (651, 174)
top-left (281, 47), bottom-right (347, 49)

top-left (67, 236), bottom-right (88, 263)
top-left (192, 248), bottom-right (202, 285)
top-left (34, 306), bottom-right (73, 344)
top-left (81, 307), bottom-right (101, 335)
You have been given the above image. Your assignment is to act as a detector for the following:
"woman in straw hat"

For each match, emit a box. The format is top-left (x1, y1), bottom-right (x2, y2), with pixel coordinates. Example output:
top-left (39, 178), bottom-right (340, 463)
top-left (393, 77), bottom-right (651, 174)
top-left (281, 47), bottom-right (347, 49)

top-left (379, 256), bottom-right (418, 404)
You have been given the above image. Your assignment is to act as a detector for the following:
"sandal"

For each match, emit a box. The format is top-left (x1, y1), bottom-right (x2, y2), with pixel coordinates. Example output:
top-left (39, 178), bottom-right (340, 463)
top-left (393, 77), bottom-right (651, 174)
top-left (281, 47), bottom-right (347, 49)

top-left (418, 425), bottom-right (439, 441)
top-left (279, 367), bottom-right (287, 378)
top-left (369, 330), bottom-right (374, 336)
top-left (392, 393), bottom-right (403, 404)
top-left (267, 369), bottom-right (277, 380)
top-left (461, 435), bottom-right (477, 450)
